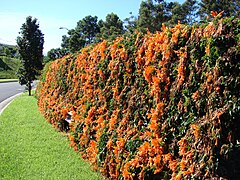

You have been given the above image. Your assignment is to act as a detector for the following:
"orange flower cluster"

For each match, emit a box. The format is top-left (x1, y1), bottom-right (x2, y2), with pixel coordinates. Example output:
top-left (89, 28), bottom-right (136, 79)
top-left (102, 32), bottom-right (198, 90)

top-left (36, 17), bottom-right (240, 179)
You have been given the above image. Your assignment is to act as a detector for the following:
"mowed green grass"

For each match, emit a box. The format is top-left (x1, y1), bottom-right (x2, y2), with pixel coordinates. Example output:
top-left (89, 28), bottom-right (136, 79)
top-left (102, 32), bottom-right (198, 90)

top-left (0, 93), bottom-right (103, 180)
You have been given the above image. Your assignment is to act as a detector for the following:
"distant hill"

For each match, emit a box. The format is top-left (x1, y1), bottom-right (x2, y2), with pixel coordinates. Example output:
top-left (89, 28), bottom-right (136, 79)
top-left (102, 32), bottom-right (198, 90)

top-left (0, 43), bottom-right (15, 50)
top-left (0, 43), bottom-right (18, 57)
top-left (0, 57), bottom-right (11, 70)
top-left (0, 43), bottom-right (20, 79)
top-left (0, 43), bottom-right (16, 48)
top-left (0, 56), bottom-right (21, 79)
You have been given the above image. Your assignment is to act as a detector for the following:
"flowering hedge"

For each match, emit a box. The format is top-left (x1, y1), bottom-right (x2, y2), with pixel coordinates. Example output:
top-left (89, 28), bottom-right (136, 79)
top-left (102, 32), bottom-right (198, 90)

top-left (37, 16), bottom-right (240, 179)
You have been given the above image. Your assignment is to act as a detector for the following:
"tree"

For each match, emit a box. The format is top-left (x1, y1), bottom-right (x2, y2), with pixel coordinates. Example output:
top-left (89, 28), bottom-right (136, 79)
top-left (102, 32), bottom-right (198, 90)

top-left (181, 0), bottom-right (198, 24)
top-left (0, 45), bottom-right (18, 58)
top-left (124, 12), bottom-right (138, 33)
top-left (97, 13), bottom-right (124, 41)
top-left (167, 0), bottom-right (198, 25)
top-left (61, 29), bottom-right (85, 53)
top-left (137, 0), bottom-right (170, 33)
top-left (137, 0), bottom-right (156, 33)
top-left (61, 34), bottom-right (70, 50)
top-left (76, 15), bottom-right (100, 45)
top-left (154, 0), bottom-right (170, 26)
top-left (61, 15), bottom-right (100, 53)
top-left (17, 16), bottom-right (44, 96)
top-left (198, 0), bottom-right (240, 20)
top-left (166, 2), bottom-right (184, 25)
top-left (46, 48), bottom-right (68, 62)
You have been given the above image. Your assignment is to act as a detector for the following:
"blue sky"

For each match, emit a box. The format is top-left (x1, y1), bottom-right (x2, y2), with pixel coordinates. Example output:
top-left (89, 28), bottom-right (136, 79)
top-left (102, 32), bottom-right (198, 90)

top-left (0, 0), bottom-right (185, 54)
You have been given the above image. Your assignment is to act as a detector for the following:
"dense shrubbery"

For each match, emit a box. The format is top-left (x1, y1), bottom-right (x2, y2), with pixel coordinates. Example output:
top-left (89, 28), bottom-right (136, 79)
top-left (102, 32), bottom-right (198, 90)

top-left (37, 16), bottom-right (240, 179)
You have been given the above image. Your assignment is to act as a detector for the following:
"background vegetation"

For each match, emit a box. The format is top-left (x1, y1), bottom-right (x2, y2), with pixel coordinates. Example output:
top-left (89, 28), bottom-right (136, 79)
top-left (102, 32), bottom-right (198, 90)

top-left (2, 1), bottom-right (240, 71)
top-left (47, 0), bottom-right (240, 61)
top-left (37, 15), bottom-right (240, 179)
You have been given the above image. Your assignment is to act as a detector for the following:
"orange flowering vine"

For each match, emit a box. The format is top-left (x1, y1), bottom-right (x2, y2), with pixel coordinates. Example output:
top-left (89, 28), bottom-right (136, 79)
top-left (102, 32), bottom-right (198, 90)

top-left (36, 16), bottom-right (240, 180)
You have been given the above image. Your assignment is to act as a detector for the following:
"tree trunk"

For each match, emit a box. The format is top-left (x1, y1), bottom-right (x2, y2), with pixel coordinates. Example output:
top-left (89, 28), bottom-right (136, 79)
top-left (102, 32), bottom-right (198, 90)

top-left (28, 81), bottom-right (32, 96)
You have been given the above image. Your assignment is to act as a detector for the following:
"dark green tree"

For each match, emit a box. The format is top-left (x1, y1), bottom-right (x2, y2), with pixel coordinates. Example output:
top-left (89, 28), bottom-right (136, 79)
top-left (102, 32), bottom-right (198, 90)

top-left (17, 16), bottom-right (44, 96)
top-left (167, 0), bottom-right (198, 25)
top-left (154, 0), bottom-right (170, 26)
top-left (76, 15), bottom-right (100, 45)
top-left (61, 34), bottom-right (70, 50)
top-left (97, 13), bottom-right (124, 41)
top-left (198, 0), bottom-right (240, 20)
top-left (137, 0), bottom-right (170, 33)
top-left (182, 0), bottom-right (198, 24)
top-left (68, 29), bottom-right (86, 53)
top-left (47, 48), bottom-right (68, 62)
top-left (61, 15), bottom-right (100, 53)
top-left (124, 12), bottom-right (137, 33)
top-left (166, 2), bottom-right (184, 25)
top-left (61, 29), bottom-right (85, 53)
top-left (137, 0), bottom-right (156, 33)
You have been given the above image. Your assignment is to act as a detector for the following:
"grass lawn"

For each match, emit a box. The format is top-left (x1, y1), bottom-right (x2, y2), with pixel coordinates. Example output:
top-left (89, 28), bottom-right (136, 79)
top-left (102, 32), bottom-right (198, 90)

top-left (0, 93), bottom-right (103, 180)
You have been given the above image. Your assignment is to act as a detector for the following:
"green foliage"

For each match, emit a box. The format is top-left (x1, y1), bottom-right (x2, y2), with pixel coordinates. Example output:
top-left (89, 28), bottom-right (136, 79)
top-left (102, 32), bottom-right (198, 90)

top-left (136, 0), bottom-right (198, 33)
top-left (128, 0), bottom-right (240, 33)
top-left (0, 57), bottom-right (11, 70)
top-left (77, 15), bottom-right (100, 45)
top-left (57, 0), bottom-right (240, 55)
top-left (124, 12), bottom-right (137, 33)
top-left (198, 0), bottom-right (240, 20)
top-left (61, 15), bottom-right (100, 53)
top-left (97, 13), bottom-right (124, 41)
top-left (182, 0), bottom-right (198, 24)
top-left (0, 44), bottom-right (20, 79)
top-left (60, 14), bottom-right (124, 53)
top-left (0, 43), bottom-right (19, 58)
top-left (67, 29), bottom-right (86, 53)
top-left (46, 48), bottom-right (68, 62)
top-left (167, 0), bottom-right (198, 25)
top-left (17, 16), bottom-right (44, 95)
top-left (137, 0), bottom-right (165, 33)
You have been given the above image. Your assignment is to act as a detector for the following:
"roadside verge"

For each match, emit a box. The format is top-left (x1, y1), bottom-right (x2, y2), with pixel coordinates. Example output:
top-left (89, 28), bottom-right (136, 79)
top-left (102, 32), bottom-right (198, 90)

top-left (0, 92), bottom-right (23, 115)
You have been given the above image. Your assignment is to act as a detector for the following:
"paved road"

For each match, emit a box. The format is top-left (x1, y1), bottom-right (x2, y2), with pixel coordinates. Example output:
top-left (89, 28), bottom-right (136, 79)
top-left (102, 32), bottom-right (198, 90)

top-left (0, 82), bottom-right (25, 103)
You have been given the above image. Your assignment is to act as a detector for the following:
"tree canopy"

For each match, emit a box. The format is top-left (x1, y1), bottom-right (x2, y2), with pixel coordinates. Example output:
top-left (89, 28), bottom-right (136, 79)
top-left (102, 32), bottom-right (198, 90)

top-left (76, 15), bottom-right (100, 45)
top-left (46, 48), bottom-right (68, 62)
top-left (47, 0), bottom-right (240, 59)
top-left (198, 0), bottom-right (240, 20)
top-left (97, 13), bottom-right (124, 41)
top-left (59, 13), bottom-right (124, 54)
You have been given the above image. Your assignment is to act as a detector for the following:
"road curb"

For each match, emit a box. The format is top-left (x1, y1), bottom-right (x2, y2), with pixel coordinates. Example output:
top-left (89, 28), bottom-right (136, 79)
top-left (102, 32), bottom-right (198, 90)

top-left (0, 92), bottom-right (23, 115)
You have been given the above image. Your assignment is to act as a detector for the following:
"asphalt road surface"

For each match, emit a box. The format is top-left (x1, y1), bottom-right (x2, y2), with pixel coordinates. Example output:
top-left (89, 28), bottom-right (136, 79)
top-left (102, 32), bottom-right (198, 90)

top-left (0, 82), bottom-right (25, 103)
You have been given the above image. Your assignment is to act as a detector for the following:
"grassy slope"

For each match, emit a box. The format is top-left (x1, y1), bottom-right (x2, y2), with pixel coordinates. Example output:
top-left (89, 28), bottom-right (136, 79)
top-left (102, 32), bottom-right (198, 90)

top-left (0, 93), bottom-right (103, 179)
top-left (0, 56), bottom-right (21, 79)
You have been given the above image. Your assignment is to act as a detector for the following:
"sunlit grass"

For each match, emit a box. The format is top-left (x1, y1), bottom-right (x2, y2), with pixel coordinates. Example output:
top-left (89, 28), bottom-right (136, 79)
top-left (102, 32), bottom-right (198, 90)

top-left (0, 79), bottom-right (18, 82)
top-left (0, 93), bottom-right (103, 179)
